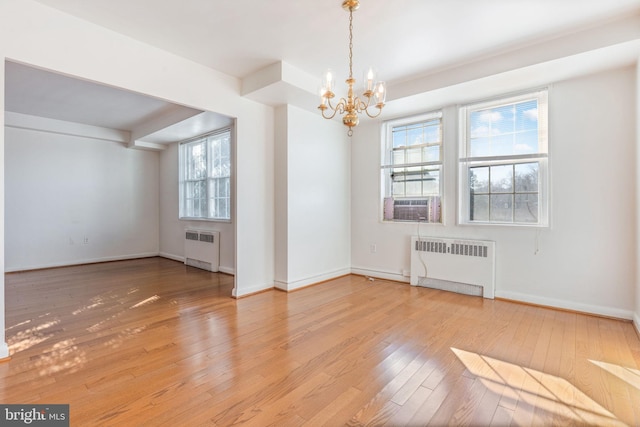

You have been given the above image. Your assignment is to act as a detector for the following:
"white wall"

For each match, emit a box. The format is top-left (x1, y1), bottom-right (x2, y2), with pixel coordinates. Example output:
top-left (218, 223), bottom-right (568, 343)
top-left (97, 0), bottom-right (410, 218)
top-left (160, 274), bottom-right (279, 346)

top-left (635, 60), bottom-right (640, 334)
top-left (274, 105), bottom-right (351, 290)
top-left (352, 65), bottom-right (637, 319)
top-left (5, 122), bottom-right (159, 270)
top-left (158, 141), bottom-right (235, 274)
top-left (0, 61), bottom-right (6, 359)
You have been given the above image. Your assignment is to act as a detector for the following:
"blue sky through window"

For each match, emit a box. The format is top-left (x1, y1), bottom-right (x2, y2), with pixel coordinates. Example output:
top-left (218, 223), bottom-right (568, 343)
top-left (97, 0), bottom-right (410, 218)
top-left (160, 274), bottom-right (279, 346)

top-left (469, 99), bottom-right (538, 157)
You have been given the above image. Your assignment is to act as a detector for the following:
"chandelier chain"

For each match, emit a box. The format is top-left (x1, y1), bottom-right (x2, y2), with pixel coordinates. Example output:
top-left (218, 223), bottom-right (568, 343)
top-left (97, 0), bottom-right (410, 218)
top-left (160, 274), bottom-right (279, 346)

top-left (348, 9), bottom-right (353, 79)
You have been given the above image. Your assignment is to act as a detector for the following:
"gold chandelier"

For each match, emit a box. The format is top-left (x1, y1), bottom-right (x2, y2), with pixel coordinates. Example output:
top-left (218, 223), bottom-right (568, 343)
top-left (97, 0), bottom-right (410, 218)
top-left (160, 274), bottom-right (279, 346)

top-left (318, 0), bottom-right (386, 136)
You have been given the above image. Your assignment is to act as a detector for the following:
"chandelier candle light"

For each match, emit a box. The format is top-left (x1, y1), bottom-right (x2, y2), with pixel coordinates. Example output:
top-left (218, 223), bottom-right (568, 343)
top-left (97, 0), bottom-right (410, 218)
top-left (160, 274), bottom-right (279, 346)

top-left (318, 0), bottom-right (386, 136)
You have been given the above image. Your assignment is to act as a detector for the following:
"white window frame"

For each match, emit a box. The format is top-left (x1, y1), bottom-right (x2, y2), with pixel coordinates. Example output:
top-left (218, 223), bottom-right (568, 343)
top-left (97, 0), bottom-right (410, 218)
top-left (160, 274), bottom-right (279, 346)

top-left (459, 89), bottom-right (549, 227)
top-left (179, 128), bottom-right (232, 221)
top-left (381, 111), bottom-right (444, 223)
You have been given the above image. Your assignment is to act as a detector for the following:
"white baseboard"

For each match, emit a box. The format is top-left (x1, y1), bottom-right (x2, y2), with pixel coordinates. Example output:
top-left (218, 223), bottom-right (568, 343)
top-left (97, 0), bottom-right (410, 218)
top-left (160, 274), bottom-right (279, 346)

top-left (496, 290), bottom-right (635, 320)
top-left (275, 268), bottom-right (351, 292)
top-left (158, 252), bottom-right (183, 263)
top-left (233, 282), bottom-right (273, 298)
top-left (633, 312), bottom-right (640, 336)
top-left (5, 252), bottom-right (159, 273)
top-left (351, 267), bottom-right (409, 284)
top-left (218, 266), bottom-right (235, 276)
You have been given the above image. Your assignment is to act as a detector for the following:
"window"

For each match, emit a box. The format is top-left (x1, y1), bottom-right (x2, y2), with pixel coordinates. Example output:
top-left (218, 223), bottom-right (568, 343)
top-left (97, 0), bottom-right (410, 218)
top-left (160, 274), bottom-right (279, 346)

top-left (381, 112), bottom-right (443, 222)
top-left (179, 128), bottom-right (231, 220)
top-left (459, 90), bottom-right (548, 226)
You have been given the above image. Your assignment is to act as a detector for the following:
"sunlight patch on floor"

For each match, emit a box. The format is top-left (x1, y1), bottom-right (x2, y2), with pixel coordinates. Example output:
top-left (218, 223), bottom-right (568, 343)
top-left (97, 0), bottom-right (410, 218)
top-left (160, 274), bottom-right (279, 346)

top-left (35, 338), bottom-right (87, 376)
top-left (103, 325), bottom-right (148, 349)
top-left (6, 319), bottom-right (32, 331)
top-left (590, 359), bottom-right (640, 391)
top-left (451, 347), bottom-right (626, 426)
top-left (72, 301), bottom-right (104, 316)
top-left (130, 294), bottom-right (160, 309)
top-left (7, 319), bottom-right (60, 353)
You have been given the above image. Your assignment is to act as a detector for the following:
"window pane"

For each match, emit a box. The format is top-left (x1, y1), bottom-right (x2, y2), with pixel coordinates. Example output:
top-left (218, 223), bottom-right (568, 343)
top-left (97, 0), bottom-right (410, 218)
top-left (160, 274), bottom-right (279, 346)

top-left (515, 194), bottom-right (538, 223)
top-left (422, 168), bottom-right (440, 195)
top-left (186, 181), bottom-right (205, 201)
top-left (469, 98), bottom-right (541, 158)
top-left (492, 134), bottom-right (515, 157)
top-left (493, 104), bottom-right (515, 135)
top-left (471, 195), bottom-right (489, 221)
top-left (470, 167), bottom-right (489, 193)
top-left (490, 194), bottom-right (513, 222)
top-left (424, 123), bottom-right (440, 144)
top-left (186, 142), bottom-right (206, 179)
top-left (470, 137), bottom-right (490, 157)
top-left (407, 124), bottom-right (423, 146)
top-left (515, 99), bottom-right (538, 131)
top-left (515, 163), bottom-right (539, 192)
top-left (407, 148), bottom-right (421, 164)
top-left (490, 165), bottom-right (513, 193)
top-left (423, 146), bottom-right (440, 162)
top-left (406, 181), bottom-right (422, 197)
top-left (392, 129), bottom-right (406, 148)
top-left (392, 181), bottom-right (404, 197)
top-left (222, 177), bottom-right (230, 197)
top-left (393, 150), bottom-right (405, 165)
top-left (514, 129), bottom-right (538, 154)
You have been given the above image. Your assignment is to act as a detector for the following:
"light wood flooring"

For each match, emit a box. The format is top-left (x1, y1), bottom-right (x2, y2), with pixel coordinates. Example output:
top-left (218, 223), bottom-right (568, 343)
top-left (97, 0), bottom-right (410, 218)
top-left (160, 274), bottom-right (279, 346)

top-left (1, 257), bottom-right (639, 426)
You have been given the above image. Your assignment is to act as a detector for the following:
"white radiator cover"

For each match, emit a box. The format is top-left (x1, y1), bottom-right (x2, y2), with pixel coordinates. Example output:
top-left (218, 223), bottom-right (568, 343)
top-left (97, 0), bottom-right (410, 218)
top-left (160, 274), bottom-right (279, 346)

top-left (184, 230), bottom-right (220, 272)
top-left (410, 236), bottom-right (495, 299)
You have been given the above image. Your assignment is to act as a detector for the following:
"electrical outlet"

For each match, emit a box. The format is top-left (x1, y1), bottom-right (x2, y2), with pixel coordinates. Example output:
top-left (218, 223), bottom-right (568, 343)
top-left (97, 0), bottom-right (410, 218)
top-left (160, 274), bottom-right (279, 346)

top-left (83, 237), bottom-right (89, 245)
top-left (369, 243), bottom-right (377, 253)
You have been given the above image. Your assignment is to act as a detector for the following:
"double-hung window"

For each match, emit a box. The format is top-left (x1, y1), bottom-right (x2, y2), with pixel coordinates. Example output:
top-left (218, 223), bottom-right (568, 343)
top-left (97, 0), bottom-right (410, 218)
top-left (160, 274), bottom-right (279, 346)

top-left (381, 112), bottom-right (443, 223)
top-left (179, 128), bottom-right (231, 221)
top-left (459, 90), bottom-right (548, 226)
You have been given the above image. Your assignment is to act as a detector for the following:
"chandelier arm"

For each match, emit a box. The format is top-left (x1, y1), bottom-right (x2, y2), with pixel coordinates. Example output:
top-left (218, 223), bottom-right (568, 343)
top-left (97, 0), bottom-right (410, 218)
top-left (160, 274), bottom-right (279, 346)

top-left (363, 105), bottom-right (384, 119)
top-left (353, 96), bottom-right (371, 113)
top-left (321, 98), bottom-right (348, 120)
top-left (320, 107), bottom-right (340, 120)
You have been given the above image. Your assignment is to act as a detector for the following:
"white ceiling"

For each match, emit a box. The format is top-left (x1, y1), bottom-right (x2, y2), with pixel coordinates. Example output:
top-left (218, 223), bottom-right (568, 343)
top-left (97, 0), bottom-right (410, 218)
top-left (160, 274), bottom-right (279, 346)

top-left (30, 0), bottom-right (640, 83)
top-left (5, 61), bottom-right (202, 131)
top-left (5, 0), bottom-right (640, 143)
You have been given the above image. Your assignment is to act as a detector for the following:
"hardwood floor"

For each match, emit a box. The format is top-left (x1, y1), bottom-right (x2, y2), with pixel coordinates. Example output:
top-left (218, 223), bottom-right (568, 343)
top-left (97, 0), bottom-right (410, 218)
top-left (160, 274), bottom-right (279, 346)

top-left (1, 257), bottom-right (639, 426)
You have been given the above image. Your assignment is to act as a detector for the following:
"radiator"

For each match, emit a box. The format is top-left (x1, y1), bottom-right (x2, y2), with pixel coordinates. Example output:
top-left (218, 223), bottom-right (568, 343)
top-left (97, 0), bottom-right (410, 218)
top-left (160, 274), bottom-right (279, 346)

top-left (410, 236), bottom-right (495, 299)
top-left (184, 230), bottom-right (220, 272)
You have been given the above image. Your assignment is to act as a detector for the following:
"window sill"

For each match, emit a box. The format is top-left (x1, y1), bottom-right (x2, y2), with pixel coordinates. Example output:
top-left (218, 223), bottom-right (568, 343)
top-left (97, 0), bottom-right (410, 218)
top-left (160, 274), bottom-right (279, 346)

top-left (179, 217), bottom-right (232, 224)
top-left (458, 220), bottom-right (548, 228)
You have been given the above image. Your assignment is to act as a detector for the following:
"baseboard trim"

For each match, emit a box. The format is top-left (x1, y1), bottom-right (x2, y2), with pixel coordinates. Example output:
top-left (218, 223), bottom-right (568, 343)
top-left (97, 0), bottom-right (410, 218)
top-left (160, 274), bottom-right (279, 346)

top-left (351, 267), bottom-right (409, 284)
top-left (5, 252), bottom-right (159, 273)
top-left (232, 282), bottom-right (274, 298)
top-left (633, 312), bottom-right (640, 338)
top-left (274, 268), bottom-right (351, 292)
top-left (496, 290), bottom-right (634, 321)
top-left (218, 266), bottom-right (236, 276)
top-left (158, 252), bottom-right (183, 263)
